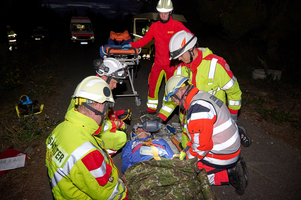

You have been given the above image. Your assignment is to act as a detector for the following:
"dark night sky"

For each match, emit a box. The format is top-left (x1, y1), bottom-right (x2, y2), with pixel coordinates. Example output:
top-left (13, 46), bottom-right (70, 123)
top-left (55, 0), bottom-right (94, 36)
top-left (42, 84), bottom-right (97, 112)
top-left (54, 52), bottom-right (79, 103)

top-left (42, 0), bottom-right (136, 18)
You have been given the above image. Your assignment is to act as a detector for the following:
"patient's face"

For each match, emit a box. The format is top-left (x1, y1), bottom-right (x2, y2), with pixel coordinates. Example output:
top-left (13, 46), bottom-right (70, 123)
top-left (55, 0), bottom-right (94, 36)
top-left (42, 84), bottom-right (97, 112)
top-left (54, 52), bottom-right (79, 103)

top-left (135, 127), bottom-right (144, 134)
top-left (135, 127), bottom-right (149, 139)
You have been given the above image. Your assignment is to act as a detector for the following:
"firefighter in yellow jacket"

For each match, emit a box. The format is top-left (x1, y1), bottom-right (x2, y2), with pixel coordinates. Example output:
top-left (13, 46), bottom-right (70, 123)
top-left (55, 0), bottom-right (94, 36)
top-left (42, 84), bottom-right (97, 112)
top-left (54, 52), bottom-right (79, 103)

top-left (155, 30), bottom-right (251, 148)
top-left (46, 76), bottom-right (128, 200)
top-left (7, 25), bottom-right (17, 51)
top-left (66, 58), bottom-right (131, 156)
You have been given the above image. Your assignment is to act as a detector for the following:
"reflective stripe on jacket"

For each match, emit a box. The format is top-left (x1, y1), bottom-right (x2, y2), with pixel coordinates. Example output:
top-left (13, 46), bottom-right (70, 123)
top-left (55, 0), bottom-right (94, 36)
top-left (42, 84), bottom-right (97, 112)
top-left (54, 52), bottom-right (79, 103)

top-left (185, 87), bottom-right (240, 166)
top-left (7, 30), bottom-right (17, 43)
top-left (158, 47), bottom-right (242, 121)
top-left (46, 109), bottom-right (127, 200)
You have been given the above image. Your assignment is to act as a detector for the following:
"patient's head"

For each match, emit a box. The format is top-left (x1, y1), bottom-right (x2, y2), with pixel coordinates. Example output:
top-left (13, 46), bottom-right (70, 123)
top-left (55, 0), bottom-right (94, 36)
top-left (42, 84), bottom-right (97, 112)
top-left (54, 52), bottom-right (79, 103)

top-left (134, 127), bottom-right (150, 139)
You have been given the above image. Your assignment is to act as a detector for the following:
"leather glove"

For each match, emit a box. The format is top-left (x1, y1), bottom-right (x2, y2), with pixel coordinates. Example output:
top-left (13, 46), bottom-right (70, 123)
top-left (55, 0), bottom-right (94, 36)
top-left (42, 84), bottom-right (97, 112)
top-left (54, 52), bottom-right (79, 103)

top-left (122, 44), bottom-right (131, 49)
top-left (115, 109), bottom-right (132, 121)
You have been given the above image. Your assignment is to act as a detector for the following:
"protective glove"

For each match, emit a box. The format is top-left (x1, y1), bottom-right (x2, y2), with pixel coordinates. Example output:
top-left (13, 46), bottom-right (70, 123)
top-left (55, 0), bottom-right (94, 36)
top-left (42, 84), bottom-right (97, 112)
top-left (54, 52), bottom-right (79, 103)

top-left (179, 151), bottom-right (187, 160)
top-left (172, 151), bottom-right (187, 160)
top-left (115, 109), bottom-right (132, 121)
top-left (122, 44), bottom-right (131, 49)
top-left (152, 116), bottom-right (164, 123)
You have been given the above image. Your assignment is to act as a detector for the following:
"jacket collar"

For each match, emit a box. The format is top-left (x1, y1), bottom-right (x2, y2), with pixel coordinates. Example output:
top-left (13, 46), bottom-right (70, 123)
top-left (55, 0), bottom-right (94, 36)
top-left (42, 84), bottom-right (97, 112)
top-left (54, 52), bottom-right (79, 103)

top-left (184, 87), bottom-right (199, 110)
top-left (184, 48), bottom-right (202, 72)
top-left (65, 108), bottom-right (100, 136)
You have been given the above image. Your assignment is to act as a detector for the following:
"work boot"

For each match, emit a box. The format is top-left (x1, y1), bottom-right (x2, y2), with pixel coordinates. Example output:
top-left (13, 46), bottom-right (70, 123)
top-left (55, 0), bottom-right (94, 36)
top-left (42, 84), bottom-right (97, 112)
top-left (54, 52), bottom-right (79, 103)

top-left (240, 157), bottom-right (248, 188)
top-left (227, 159), bottom-right (246, 195)
top-left (238, 126), bottom-right (252, 147)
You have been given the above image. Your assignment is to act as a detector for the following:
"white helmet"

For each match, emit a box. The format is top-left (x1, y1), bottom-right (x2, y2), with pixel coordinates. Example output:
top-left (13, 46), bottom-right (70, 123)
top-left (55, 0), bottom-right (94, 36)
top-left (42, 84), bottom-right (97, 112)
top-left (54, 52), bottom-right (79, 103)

top-left (156, 0), bottom-right (173, 12)
top-left (169, 30), bottom-right (197, 60)
top-left (165, 75), bottom-right (190, 101)
top-left (72, 76), bottom-right (114, 105)
top-left (94, 57), bottom-right (127, 79)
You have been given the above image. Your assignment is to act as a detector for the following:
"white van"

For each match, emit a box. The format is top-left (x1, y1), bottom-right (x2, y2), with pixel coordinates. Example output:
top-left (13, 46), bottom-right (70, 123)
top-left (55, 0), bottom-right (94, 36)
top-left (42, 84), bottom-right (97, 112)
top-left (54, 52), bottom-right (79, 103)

top-left (70, 17), bottom-right (95, 45)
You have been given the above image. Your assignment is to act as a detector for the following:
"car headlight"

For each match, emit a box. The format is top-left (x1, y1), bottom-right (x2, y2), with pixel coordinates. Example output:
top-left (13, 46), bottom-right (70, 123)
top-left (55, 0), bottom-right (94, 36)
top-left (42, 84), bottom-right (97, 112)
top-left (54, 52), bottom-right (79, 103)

top-left (72, 36), bottom-right (77, 39)
top-left (91, 36), bottom-right (95, 39)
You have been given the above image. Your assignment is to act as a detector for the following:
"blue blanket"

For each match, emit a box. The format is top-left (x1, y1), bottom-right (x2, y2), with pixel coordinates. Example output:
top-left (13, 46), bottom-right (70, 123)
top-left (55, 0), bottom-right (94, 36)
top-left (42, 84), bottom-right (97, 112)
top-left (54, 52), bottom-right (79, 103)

top-left (100, 38), bottom-right (133, 58)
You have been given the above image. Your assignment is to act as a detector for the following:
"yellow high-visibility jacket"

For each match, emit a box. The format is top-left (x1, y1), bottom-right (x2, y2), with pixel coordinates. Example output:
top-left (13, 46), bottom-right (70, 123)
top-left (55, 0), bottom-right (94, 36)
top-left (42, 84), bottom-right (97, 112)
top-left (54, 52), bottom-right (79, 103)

top-left (158, 47), bottom-right (242, 121)
top-left (66, 99), bottom-right (126, 154)
top-left (46, 108), bottom-right (127, 200)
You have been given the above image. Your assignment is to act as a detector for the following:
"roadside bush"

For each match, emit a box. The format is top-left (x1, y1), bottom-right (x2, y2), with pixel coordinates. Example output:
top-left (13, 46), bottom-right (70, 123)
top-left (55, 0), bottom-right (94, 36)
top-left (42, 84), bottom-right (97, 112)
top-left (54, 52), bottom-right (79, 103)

top-left (0, 114), bottom-right (60, 146)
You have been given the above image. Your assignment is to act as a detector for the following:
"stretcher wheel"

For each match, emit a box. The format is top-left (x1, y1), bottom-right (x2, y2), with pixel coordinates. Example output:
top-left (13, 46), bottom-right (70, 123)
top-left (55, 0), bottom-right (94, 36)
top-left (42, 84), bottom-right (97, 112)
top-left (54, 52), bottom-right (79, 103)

top-left (135, 97), bottom-right (141, 107)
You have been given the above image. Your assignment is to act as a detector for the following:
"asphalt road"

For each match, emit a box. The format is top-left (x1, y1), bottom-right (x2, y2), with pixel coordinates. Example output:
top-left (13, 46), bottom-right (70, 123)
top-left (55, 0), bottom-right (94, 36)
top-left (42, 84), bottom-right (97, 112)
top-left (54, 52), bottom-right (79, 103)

top-left (49, 41), bottom-right (301, 199)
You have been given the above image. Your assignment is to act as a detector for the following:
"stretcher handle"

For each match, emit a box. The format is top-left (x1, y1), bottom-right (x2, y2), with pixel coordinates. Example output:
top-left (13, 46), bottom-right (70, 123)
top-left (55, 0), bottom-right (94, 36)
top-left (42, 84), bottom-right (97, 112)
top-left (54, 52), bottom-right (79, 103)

top-left (106, 47), bottom-right (141, 57)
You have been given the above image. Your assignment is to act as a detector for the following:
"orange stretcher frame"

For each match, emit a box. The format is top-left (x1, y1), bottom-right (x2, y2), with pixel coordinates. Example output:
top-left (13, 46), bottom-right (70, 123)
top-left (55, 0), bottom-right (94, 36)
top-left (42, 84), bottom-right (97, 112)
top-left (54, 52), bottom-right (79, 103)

top-left (105, 46), bottom-right (140, 56)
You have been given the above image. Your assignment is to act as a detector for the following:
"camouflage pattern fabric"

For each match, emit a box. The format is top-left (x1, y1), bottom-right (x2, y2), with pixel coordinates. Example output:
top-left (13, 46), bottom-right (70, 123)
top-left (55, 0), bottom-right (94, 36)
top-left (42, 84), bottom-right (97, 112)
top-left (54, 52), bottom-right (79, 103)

top-left (121, 157), bottom-right (217, 200)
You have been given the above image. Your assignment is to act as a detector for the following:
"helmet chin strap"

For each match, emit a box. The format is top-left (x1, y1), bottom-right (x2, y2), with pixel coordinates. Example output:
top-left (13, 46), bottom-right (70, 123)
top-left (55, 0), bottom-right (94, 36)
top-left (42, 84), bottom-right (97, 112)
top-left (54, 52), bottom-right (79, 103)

top-left (178, 84), bottom-right (194, 109)
top-left (186, 48), bottom-right (195, 64)
top-left (82, 102), bottom-right (109, 126)
top-left (160, 12), bottom-right (172, 23)
top-left (106, 76), bottom-right (112, 84)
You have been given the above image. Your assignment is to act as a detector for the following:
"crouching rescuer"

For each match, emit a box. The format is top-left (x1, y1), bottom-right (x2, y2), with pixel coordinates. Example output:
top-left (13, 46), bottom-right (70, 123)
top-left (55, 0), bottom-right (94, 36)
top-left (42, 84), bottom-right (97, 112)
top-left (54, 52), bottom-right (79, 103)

top-left (45, 76), bottom-right (128, 199)
top-left (165, 75), bottom-right (248, 196)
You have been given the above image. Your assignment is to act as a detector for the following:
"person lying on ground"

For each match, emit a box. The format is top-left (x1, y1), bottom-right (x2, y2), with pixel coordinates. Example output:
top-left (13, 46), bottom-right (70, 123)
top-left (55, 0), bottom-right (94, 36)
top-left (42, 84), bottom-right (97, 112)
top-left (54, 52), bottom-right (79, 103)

top-left (121, 124), bottom-right (175, 173)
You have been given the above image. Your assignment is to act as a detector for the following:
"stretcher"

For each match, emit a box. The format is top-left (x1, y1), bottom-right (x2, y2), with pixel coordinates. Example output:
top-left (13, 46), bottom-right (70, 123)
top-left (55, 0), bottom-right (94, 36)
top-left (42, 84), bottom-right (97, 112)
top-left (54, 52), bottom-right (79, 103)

top-left (100, 31), bottom-right (142, 106)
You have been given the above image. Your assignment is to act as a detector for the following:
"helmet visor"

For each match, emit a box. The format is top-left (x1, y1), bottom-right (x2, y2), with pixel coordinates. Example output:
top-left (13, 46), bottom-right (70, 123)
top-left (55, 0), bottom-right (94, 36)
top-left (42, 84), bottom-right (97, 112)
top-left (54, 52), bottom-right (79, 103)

top-left (165, 87), bottom-right (179, 101)
top-left (111, 69), bottom-right (127, 79)
top-left (170, 35), bottom-right (196, 59)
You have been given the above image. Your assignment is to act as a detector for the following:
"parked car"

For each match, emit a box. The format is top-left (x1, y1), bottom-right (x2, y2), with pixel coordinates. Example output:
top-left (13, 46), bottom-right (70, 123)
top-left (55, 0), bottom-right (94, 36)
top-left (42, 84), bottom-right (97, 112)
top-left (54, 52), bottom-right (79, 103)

top-left (31, 27), bottom-right (49, 41)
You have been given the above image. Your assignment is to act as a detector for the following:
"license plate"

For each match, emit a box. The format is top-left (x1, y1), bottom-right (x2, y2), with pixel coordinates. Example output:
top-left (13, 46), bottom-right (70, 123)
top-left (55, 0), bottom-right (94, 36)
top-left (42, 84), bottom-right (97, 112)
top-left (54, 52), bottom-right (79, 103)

top-left (80, 42), bottom-right (88, 45)
top-left (35, 38), bottom-right (41, 40)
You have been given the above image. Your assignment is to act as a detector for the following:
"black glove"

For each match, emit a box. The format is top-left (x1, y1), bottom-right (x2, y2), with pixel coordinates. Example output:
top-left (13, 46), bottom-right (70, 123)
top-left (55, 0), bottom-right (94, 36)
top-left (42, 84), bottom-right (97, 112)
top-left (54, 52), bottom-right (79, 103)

top-left (153, 116), bottom-right (164, 123)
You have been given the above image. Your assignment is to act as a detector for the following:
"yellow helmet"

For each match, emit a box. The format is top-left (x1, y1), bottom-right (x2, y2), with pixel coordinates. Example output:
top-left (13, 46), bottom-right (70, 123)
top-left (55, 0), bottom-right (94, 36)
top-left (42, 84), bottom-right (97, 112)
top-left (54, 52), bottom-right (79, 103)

top-left (72, 76), bottom-right (114, 105)
top-left (165, 75), bottom-right (190, 101)
top-left (156, 0), bottom-right (173, 12)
